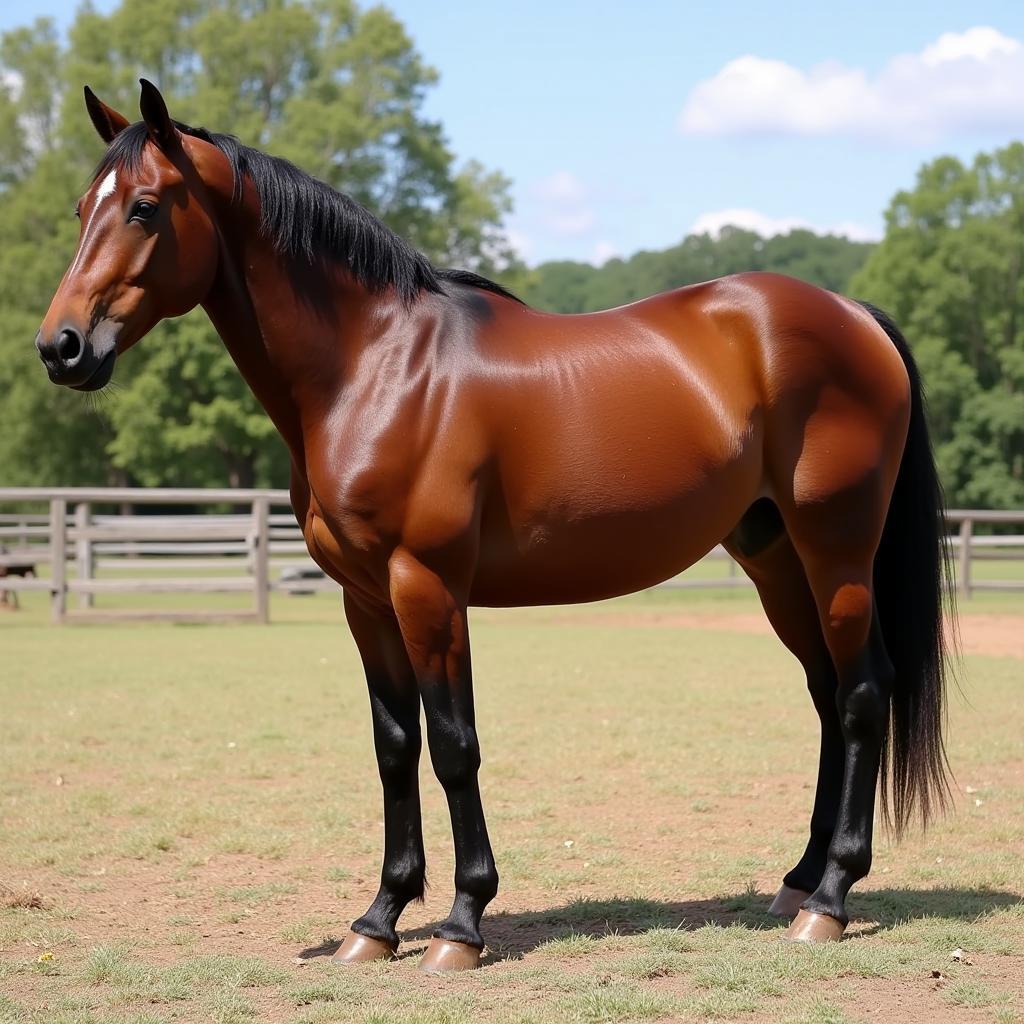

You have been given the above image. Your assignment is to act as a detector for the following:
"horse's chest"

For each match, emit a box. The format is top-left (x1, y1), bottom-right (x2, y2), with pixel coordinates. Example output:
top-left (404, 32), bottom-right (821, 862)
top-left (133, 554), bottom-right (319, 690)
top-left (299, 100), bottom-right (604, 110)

top-left (299, 506), bottom-right (390, 606)
top-left (295, 459), bottom-right (406, 602)
top-left (306, 511), bottom-right (347, 564)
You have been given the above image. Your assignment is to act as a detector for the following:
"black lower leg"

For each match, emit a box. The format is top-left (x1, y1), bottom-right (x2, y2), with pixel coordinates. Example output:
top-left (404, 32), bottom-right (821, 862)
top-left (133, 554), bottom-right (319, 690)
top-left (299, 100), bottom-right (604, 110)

top-left (421, 680), bottom-right (498, 950)
top-left (435, 782), bottom-right (498, 947)
top-left (350, 680), bottom-right (425, 947)
top-left (784, 662), bottom-right (844, 894)
top-left (343, 594), bottom-right (426, 949)
top-left (803, 619), bottom-right (892, 923)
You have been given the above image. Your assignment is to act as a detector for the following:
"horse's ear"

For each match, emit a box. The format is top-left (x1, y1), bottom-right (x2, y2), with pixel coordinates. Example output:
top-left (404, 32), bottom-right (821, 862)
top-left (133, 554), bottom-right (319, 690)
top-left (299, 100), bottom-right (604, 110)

top-left (84, 86), bottom-right (130, 144)
top-left (138, 79), bottom-right (180, 153)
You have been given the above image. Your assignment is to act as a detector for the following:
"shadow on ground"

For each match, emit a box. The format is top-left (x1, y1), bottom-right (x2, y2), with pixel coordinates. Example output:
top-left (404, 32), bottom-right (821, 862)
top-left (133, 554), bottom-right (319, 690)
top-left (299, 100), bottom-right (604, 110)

top-left (297, 887), bottom-right (1022, 963)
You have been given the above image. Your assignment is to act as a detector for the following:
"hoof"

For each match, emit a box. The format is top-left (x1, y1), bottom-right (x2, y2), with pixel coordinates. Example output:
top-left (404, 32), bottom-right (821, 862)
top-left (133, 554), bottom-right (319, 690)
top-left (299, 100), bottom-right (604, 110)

top-left (331, 929), bottom-right (396, 964)
top-left (784, 909), bottom-right (846, 943)
top-left (419, 937), bottom-right (482, 974)
top-left (768, 884), bottom-right (812, 919)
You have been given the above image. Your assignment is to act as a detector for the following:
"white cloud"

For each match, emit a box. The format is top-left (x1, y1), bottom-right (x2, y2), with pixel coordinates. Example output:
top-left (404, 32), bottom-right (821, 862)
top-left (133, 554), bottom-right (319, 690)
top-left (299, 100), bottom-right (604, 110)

top-left (827, 221), bottom-right (881, 243)
top-left (534, 170), bottom-right (587, 204)
top-left (591, 240), bottom-right (620, 265)
top-left (550, 210), bottom-right (596, 236)
top-left (505, 227), bottom-right (533, 262)
top-left (921, 26), bottom-right (1020, 66)
top-left (691, 208), bottom-right (808, 238)
top-left (532, 170), bottom-right (598, 238)
top-left (690, 207), bottom-right (879, 242)
top-left (678, 26), bottom-right (1024, 141)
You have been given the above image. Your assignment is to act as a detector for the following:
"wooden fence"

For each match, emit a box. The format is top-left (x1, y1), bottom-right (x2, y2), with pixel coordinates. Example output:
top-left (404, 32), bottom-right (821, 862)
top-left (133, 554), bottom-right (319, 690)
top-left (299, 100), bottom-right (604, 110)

top-left (0, 488), bottom-right (1020, 623)
top-left (0, 488), bottom-right (310, 624)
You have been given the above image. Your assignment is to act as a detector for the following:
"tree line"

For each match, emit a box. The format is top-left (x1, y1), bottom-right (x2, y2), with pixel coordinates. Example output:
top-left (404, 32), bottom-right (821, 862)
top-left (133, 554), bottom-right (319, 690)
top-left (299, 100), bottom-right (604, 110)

top-left (521, 229), bottom-right (872, 314)
top-left (0, 0), bottom-right (516, 491)
top-left (1, 0), bottom-right (1021, 509)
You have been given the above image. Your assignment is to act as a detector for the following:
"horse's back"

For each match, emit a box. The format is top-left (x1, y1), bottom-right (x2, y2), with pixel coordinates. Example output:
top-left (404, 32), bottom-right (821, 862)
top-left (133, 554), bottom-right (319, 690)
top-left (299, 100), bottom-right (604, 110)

top-left (467, 279), bottom-right (767, 604)
top-left (464, 273), bottom-right (908, 606)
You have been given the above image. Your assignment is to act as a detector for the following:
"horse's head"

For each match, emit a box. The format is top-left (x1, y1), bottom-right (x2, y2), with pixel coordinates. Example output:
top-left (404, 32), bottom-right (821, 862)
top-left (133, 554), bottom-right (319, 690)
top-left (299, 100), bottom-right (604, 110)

top-left (36, 81), bottom-right (224, 391)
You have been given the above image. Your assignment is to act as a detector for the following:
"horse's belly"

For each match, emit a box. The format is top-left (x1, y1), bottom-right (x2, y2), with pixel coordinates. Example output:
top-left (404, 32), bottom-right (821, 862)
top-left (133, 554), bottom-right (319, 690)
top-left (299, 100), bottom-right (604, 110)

top-left (472, 456), bottom-right (758, 607)
top-left (471, 363), bottom-right (762, 605)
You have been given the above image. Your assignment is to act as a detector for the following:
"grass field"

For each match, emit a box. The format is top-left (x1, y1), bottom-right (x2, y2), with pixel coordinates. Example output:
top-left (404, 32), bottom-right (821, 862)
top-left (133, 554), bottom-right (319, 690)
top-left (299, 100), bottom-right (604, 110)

top-left (1, 586), bottom-right (1022, 1023)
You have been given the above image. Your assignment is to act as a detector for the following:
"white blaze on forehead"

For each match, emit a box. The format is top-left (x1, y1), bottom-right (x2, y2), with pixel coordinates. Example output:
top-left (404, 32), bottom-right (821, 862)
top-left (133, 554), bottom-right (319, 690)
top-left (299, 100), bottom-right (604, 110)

top-left (68, 169), bottom-right (119, 280)
top-left (94, 169), bottom-right (118, 204)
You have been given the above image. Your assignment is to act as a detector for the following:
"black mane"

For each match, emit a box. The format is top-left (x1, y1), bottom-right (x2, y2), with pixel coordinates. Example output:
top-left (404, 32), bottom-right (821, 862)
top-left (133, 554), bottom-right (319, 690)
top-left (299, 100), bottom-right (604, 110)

top-left (93, 121), bottom-right (520, 305)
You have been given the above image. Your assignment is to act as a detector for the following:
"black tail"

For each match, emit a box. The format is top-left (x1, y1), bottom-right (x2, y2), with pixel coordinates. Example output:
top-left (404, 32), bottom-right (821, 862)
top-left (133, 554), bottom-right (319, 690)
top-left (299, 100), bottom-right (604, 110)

top-left (862, 302), bottom-right (955, 836)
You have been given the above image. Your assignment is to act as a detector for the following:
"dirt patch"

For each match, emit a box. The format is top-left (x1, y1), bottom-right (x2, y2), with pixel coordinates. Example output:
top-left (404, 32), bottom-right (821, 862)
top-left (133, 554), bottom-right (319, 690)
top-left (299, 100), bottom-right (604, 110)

top-left (555, 608), bottom-right (1024, 660)
top-left (950, 614), bottom-right (1024, 659)
top-left (3, 602), bottom-right (1022, 1022)
top-left (836, 958), bottom-right (1024, 1024)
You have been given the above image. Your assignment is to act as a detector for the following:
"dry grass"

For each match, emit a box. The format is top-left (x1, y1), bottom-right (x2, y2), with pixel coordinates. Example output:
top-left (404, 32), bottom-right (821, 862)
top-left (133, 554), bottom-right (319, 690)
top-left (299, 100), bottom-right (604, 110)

top-left (0, 884), bottom-right (45, 912)
top-left (0, 587), bottom-right (1022, 1023)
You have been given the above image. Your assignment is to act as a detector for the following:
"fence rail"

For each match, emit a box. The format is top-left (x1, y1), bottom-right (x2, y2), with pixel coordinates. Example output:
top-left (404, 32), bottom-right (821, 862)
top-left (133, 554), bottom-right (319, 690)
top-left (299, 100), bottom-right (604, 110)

top-left (0, 488), bottom-right (1021, 623)
top-left (0, 488), bottom-right (296, 624)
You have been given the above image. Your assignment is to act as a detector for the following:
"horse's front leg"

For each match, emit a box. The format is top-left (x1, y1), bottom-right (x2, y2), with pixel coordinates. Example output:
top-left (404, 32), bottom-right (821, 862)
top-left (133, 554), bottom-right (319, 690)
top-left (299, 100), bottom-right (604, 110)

top-left (334, 590), bottom-right (426, 963)
top-left (389, 549), bottom-right (498, 973)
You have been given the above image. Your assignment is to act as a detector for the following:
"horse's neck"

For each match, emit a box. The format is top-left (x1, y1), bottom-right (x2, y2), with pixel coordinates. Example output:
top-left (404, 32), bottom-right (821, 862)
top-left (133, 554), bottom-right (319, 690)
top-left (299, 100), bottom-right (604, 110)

top-left (200, 231), bottom-right (392, 467)
top-left (200, 256), bottom-right (305, 461)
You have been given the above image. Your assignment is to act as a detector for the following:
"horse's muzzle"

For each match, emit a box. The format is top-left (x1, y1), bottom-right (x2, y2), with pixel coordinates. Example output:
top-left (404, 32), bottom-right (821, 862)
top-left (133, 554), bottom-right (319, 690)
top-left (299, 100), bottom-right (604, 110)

top-left (36, 326), bottom-right (116, 391)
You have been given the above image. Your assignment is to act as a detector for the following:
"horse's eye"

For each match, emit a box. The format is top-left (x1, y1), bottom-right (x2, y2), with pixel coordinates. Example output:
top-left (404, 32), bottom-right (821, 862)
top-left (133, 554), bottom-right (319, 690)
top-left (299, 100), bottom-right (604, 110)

top-left (74, 204), bottom-right (81, 219)
top-left (130, 200), bottom-right (158, 223)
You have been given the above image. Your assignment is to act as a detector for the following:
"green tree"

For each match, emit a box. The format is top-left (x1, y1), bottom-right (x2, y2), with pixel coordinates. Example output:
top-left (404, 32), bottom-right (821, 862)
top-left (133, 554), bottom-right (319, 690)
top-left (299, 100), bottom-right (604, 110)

top-left (523, 227), bottom-right (873, 314)
top-left (850, 144), bottom-right (1024, 508)
top-left (0, 0), bottom-right (518, 488)
top-left (0, 20), bottom-right (110, 486)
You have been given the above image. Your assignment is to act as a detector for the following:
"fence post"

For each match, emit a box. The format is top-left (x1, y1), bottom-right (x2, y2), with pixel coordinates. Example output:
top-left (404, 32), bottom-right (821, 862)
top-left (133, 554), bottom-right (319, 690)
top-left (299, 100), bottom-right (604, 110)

top-left (252, 496), bottom-right (270, 624)
top-left (50, 498), bottom-right (67, 624)
top-left (75, 502), bottom-right (94, 609)
top-left (958, 517), bottom-right (972, 599)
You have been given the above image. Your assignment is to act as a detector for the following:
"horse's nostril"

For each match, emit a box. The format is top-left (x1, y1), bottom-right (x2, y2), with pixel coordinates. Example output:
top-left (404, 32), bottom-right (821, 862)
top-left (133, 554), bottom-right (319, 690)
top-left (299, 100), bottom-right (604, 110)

top-left (56, 328), bottom-right (83, 366)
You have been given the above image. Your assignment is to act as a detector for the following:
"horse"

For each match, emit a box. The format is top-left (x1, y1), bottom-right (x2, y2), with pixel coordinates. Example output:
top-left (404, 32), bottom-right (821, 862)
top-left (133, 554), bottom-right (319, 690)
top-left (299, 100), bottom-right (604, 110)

top-left (0, 547), bottom-right (35, 610)
top-left (36, 80), bottom-right (954, 972)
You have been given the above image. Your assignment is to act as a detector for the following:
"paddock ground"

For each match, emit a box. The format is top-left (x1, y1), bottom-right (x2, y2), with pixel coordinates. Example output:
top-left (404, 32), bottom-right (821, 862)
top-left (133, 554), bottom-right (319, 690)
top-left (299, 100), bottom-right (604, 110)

top-left (1, 587), bottom-right (1022, 1024)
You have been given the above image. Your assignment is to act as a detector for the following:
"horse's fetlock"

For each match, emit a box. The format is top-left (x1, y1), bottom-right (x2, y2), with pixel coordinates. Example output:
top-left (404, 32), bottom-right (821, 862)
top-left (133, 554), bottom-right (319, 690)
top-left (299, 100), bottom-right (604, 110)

top-left (382, 854), bottom-right (426, 900)
top-left (831, 834), bottom-right (872, 881)
top-left (455, 860), bottom-right (499, 903)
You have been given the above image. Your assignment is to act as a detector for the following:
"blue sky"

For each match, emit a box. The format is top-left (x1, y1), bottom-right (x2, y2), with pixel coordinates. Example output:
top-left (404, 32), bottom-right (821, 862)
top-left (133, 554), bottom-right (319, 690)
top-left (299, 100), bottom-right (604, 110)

top-left (7, 0), bottom-right (1024, 265)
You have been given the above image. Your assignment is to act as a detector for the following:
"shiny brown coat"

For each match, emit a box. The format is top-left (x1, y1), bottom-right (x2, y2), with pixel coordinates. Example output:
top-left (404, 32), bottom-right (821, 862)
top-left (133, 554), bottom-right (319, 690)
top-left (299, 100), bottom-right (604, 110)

top-left (36, 83), bottom-right (953, 968)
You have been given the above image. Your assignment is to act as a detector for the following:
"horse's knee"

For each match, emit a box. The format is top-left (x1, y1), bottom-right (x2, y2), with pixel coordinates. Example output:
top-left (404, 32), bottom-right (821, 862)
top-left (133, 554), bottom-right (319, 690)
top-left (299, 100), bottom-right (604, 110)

top-left (427, 722), bottom-right (481, 789)
top-left (372, 709), bottom-right (421, 786)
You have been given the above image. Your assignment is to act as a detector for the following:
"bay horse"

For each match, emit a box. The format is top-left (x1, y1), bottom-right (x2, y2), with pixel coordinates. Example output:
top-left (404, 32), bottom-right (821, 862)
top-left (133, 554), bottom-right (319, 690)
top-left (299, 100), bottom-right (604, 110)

top-left (36, 81), bottom-right (953, 972)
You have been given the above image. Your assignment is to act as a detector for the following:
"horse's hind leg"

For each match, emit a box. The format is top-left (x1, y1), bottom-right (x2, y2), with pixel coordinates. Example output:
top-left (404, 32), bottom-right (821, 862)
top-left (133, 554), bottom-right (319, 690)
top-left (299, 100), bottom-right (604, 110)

top-left (781, 492), bottom-right (895, 942)
top-left (725, 500), bottom-right (843, 917)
